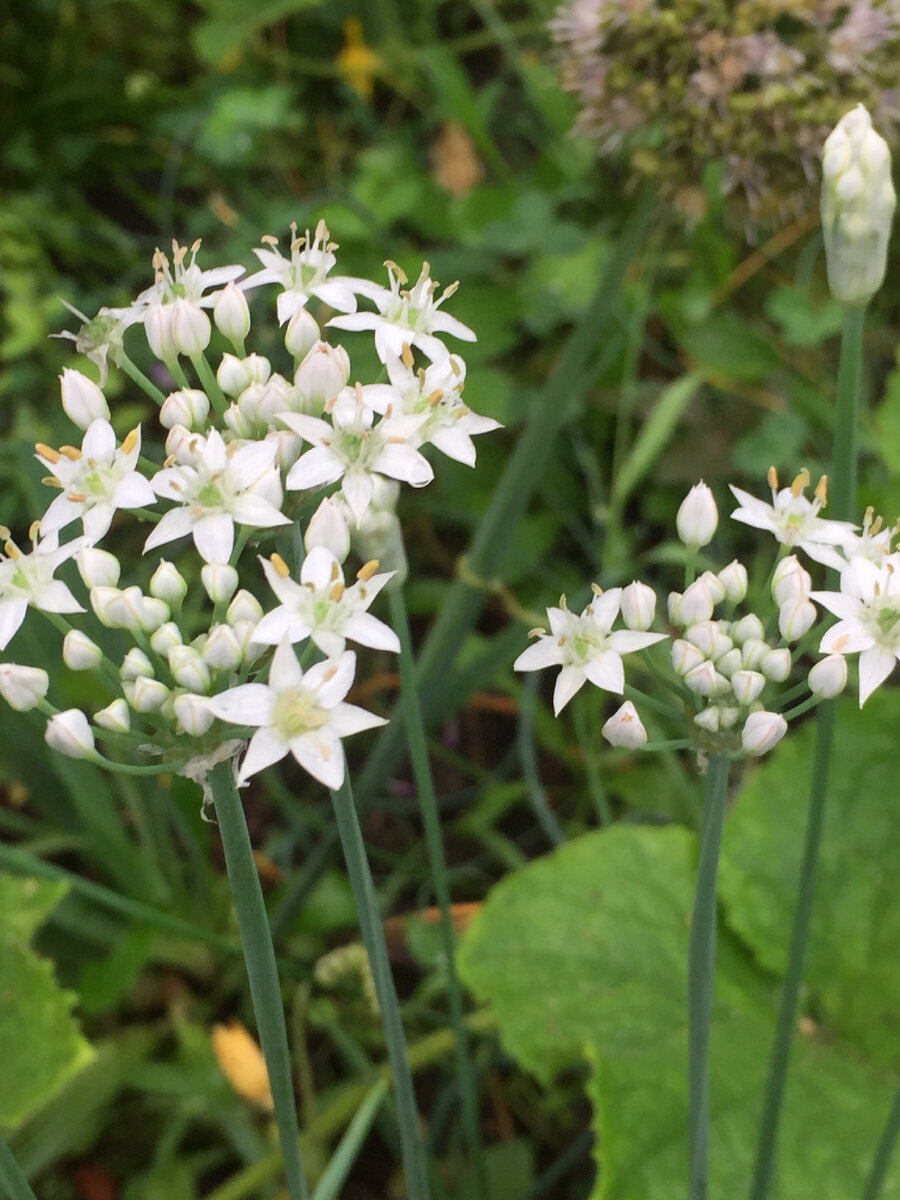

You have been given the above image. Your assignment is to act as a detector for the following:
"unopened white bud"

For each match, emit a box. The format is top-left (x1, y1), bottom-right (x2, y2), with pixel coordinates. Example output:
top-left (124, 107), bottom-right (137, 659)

top-left (741, 710), bottom-right (788, 756)
top-left (94, 698), bottom-right (130, 733)
top-left (145, 304), bottom-right (177, 361)
top-left (203, 624), bottom-right (243, 670)
top-left (731, 669), bottom-right (766, 706)
top-left (214, 282), bottom-right (251, 342)
top-left (741, 638), bottom-right (770, 670)
top-left (149, 560), bottom-right (188, 605)
top-left (778, 598), bottom-right (817, 642)
top-left (672, 638), bottom-right (705, 675)
top-left (772, 556), bottom-right (812, 605)
top-left (77, 546), bottom-right (121, 588)
top-left (284, 307), bottom-right (320, 358)
top-left (676, 482), bottom-right (718, 548)
top-left (125, 676), bottom-right (169, 713)
top-left (718, 560), bottom-right (748, 604)
top-left (223, 403), bottom-right (255, 439)
top-left (150, 622), bottom-right (183, 655)
top-left (108, 586), bottom-right (145, 632)
top-left (601, 701), bottom-right (647, 748)
top-left (201, 563), bottom-right (239, 604)
top-left (684, 660), bottom-right (725, 697)
top-left (621, 580), bottom-right (657, 631)
top-left (294, 342), bottom-right (351, 412)
top-left (226, 589), bottom-right (264, 625)
top-left (232, 619), bottom-right (265, 662)
top-left (719, 706), bottom-right (741, 729)
top-left (732, 614), bottom-right (765, 646)
top-left (60, 368), bottom-right (110, 429)
top-left (761, 647), bottom-right (792, 682)
top-left (667, 591), bottom-right (683, 624)
top-left (217, 353), bottom-right (253, 397)
top-left (168, 645), bottom-right (211, 692)
top-left (63, 631), bottom-right (102, 671)
top-left (121, 647), bottom-right (154, 681)
top-left (680, 580), bottom-right (716, 625)
top-left (170, 298), bottom-right (211, 357)
top-left (90, 586), bottom-right (120, 627)
top-left (694, 706), bottom-right (720, 733)
top-left (164, 425), bottom-right (204, 466)
top-left (715, 648), bottom-right (743, 678)
top-left (173, 692), bottom-right (216, 736)
top-left (0, 663), bottom-right (49, 711)
top-left (140, 596), bottom-right (170, 632)
top-left (46, 709), bottom-right (96, 758)
top-left (160, 388), bottom-right (210, 431)
top-left (808, 653), bottom-right (848, 698)
top-left (686, 621), bottom-right (724, 659)
top-left (697, 571), bottom-right (726, 605)
top-left (267, 428), bottom-right (304, 472)
top-left (821, 104), bottom-right (896, 307)
top-left (305, 496), bottom-right (351, 563)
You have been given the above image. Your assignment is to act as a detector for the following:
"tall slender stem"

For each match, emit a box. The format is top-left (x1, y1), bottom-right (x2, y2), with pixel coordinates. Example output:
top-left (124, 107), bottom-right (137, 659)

top-left (861, 1083), bottom-right (900, 1200)
top-left (209, 760), bottom-right (309, 1200)
top-left (748, 304), bottom-right (865, 1200)
top-left (120, 353), bottom-right (166, 405)
top-left (688, 752), bottom-right (730, 1200)
top-left (0, 1132), bottom-right (39, 1200)
top-left (330, 776), bottom-right (432, 1200)
top-left (389, 588), bottom-right (488, 1198)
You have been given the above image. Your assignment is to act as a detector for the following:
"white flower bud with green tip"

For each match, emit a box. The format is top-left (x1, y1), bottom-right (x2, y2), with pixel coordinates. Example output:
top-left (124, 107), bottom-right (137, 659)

top-left (697, 571), bottom-right (726, 605)
top-left (822, 105), bottom-right (896, 307)
top-left (150, 622), bottom-right (183, 656)
top-left (601, 701), bottom-right (647, 748)
top-left (684, 660), bottom-right (726, 697)
top-left (201, 563), bottom-right (239, 605)
top-left (679, 579), bottom-right (716, 625)
top-left (676, 482), bottom-right (718, 548)
top-left (694, 706), bottom-right (720, 733)
top-left (202, 624), bottom-right (244, 671)
top-left (121, 647), bottom-right (154, 681)
top-left (732, 614), bottom-right (765, 646)
top-left (170, 297), bottom-right (211, 357)
top-left (226, 589), bottom-right (264, 625)
top-left (214, 281), bottom-right (251, 343)
top-left (63, 630), bottom-right (103, 671)
top-left (217, 353), bottom-right (253, 397)
top-left (714, 648), bottom-right (743, 678)
top-left (741, 638), bottom-right (770, 670)
top-left (772, 555), bottom-right (812, 605)
top-left (149, 560), bottom-right (188, 606)
top-left (809, 653), bottom-right (848, 698)
top-left (620, 580), bottom-right (657, 631)
top-left (672, 638), bottom-right (704, 675)
top-left (45, 709), bottom-right (96, 758)
top-left (294, 342), bottom-right (352, 412)
top-left (140, 596), bottom-right (170, 632)
top-left (160, 389), bottom-right (210, 431)
top-left (778, 598), bottom-right (817, 642)
top-left (741, 710), bottom-right (788, 756)
top-left (305, 496), bottom-right (351, 564)
top-left (761, 647), bottom-right (792, 682)
top-left (667, 591), bottom-right (683, 624)
top-left (94, 698), bottom-right (130, 733)
top-left (0, 663), bottom-right (49, 711)
top-left (718, 560), bottom-right (748, 604)
top-left (60, 368), bottom-right (110, 429)
top-left (284, 307), bottom-right (320, 359)
top-left (124, 676), bottom-right (169, 713)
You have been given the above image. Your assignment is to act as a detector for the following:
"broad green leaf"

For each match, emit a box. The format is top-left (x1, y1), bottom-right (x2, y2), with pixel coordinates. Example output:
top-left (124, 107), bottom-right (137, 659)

top-left (764, 286), bottom-right (843, 348)
top-left (459, 823), bottom-right (900, 1199)
top-left (719, 691), bottom-right (900, 1067)
top-left (0, 875), bottom-right (93, 1129)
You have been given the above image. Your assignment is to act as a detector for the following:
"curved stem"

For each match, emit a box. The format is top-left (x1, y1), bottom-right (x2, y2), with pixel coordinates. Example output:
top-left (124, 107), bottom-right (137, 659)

top-left (209, 760), bottom-right (309, 1200)
top-left (389, 588), bottom-right (489, 1196)
top-left (120, 354), bottom-right (166, 405)
top-left (688, 752), bottom-right (730, 1200)
top-left (330, 775), bottom-right (432, 1200)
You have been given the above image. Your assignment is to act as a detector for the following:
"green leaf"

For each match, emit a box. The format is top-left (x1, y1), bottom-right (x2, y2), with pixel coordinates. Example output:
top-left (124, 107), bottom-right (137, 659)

top-left (459, 823), bottom-right (900, 1199)
top-left (0, 875), bottom-right (93, 1129)
top-left (764, 286), bottom-right (844, 348)
top-left (610, 373), bottom-right (704, 507)
top-left (192, 0), bottom-right (322, 65)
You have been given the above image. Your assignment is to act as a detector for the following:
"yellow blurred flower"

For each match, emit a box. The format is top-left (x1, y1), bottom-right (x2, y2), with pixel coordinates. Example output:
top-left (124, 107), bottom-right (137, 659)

top-left (337, 17), bottom-right (381, 101)
top-left (212, 1021), bottom-right (274, 1111)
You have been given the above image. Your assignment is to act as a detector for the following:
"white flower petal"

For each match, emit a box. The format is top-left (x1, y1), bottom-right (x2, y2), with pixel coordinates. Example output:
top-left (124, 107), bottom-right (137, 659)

top-left (859, 644), bottom-right (897, 705)
top-left (193, 513), bottom-right (235, 563)
top-left (553, 665), bottom-right (586, 714)
top-left (583, 650), bottom-right (625, 694)
top-left (238, 726), bottom-right (289, 783)
top-left (209, 683), bottom-right (275, 725)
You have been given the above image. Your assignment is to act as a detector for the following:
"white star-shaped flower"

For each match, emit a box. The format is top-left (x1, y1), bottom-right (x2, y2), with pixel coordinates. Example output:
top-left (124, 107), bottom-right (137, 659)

top-left (37, 421), bottom-right (156, 544)
top-left (253, 547), bottom-right (399, 656)
top-left (328, 261), bottom-right (476, 363)
top-left (812, 552), bottom-right (900, 705)
top-left (208, 641), bottom-right (387, 788)
top-left (514, 586), bottom-right (666, 715)
top-left (136, 240), bottom-right (245, 359)
top-left (241, 220), bottom-right (366, 325)
top-left (145, 429), bottom-right (289, 563)
top-left (729, 470), bottom-right (855, 569)
top-left (280, 385), bottom-right (433, 523)
top-left (0, 531), bottom-right (85, 650)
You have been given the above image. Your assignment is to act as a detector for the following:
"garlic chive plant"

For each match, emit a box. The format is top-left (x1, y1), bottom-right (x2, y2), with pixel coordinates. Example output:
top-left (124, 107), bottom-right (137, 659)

top-left (0, 224), bottom-right (500, 1200)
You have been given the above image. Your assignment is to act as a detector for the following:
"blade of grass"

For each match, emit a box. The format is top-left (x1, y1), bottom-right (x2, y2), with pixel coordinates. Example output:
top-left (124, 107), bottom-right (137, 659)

top-left (0, 1133), bottom-right (39, 1200)
top-left (311, 1079), bottom-right (389, 1200)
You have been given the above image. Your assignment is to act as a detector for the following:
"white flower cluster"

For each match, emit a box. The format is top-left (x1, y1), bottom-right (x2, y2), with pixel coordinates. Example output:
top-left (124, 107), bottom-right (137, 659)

top-left (515, 470), bottom-right (900, 763)
top-left (0, 224), bottom-right (499, 790)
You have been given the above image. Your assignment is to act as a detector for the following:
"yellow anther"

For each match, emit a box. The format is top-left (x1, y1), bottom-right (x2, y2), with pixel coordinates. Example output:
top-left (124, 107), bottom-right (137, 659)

top-left (874, 581), bottom-right (882, 596)
top-left (122, 428), bottom-right (140, 456)
top-left (559, 593), bottom-right (568, 610)
top-left (323, 663), bottom-right (338, 682)
top-left (790, 468), bottom-right (810, 497)
top-left (527, 627), bottom-right (545, 639)
top-left (270, 553), bottom-right (290, 579)
top-left (35, 442), bottom-right (60, 464)
top-left (59, 445), bottom-right (82, 461)
top-left (4, 540), bottom-right (20, 559)
top-left (357, 559), bottom-right (379, 582)
top-left (401, 343), bottom-right (415, 369)
top-left (190, 238), bottom-right (202, 255)
top-left (591, 582), bottom-right (603, 596)
top-left (443, 280), bottom-right (460, 299)
top-left (41, 476), bottom-right (62, 488)
top-left (428, 389), bottom-right (443, 407)
top-left (329, 581), bottom-right (345, 603)
top-left (767, 465), bottom-right (779, 490)
top-left (28, 521), bottom-right (40, 541)
top-left (815, 475), bottom-right (828, 504)
top-left (261, 234), bottom-right (279, 246)
top-left (330, 561), bottom-right (340, 582)
top-left (871, 515), bottom-right (884, 536)
top-left (67, 492), bottom-right (87, 503)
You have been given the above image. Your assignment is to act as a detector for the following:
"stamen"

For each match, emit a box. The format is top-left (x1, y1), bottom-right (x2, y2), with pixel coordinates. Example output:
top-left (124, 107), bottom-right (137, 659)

top-left (323, 663), bottom-right (338, 682)
top-left (559, 594), bottom-right (567, 610)
top-left (815, 475), bottom-right (828, 505)
top-left (329, 581), bottom-right (345, 602)
top-left (591, 582), bottom-right (603, 596)
top-left (767, 465), bottom-right (779, 490)
top-left (401, 343), bottom-right (414, 368)
top-left (790, 468), bottom-right (810, 497)
top-left (261, 234), bottom-right (279, 246)
top-left (67, 492), bottom-right (88, 503)
top-left (330, 562), bottom-right (340, 582)
top-left (4, 540), bottom-right (20, 559)
top-left (35, 443), bottom-right (60, 463)
top-left (59, 446), bottom-right (82, 461)
top-left (270, 553), bottom-right (290, 579)
top-left (122, 428), bottom-right (140, 456)
top-left (357, 560), bottom-right (379, 581)
top-left (42, 476), bottom-right (62, 488)
top-left (527, 627), bottom-right (544, 639)
top-left (428, 389), bottom-right (443, 407)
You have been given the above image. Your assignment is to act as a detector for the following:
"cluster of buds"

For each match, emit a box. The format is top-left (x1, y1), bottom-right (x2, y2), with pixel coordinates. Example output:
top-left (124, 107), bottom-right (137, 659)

top-left (0, 223), bottom-right (499, 792)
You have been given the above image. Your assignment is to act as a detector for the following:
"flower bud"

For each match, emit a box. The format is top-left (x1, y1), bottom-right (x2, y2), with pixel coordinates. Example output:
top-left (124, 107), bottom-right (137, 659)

top-left (672, 638), bottom-right (705, 675)
top-left (741, 710), bottom-right (788, 756)
top-left (203, 624), bottom-right (243, 670)
top-left (620, 580), bottom-right (657, 631)
top-left (684, 660), bottom-right (724, 697)
top-left (124, 676), bottom-right (169, 713)
top-left (149, 560), bottom-right (188, 606)
top-left (718, 560), bottom-right (748, 604)
top-left (732, 614), bottom-right (765, 646)
top-left (46, 709), bottom-right (96, 757)
top-left (77, 546), bottom-right (121, 588)
top-left (121, 647), bottom-right (154, 681)
top-left (676, 482), bottom-right (718, 548)
top-left (94, 698), bottom-right (130, 733)
top-left (305, 496), bottom-right (351, 563)
top-left (679, 580), bottom-right (716, 625)
top-left (218, 353), bottom-right (253, 397)
top-left (697, 571), bottom-right (726, 605)
top-left (214, 282), bottom-right (251, 343)
top-left (0, 663), bottom-right (49, 711)
top-left (243, 354), bottom-right (272, 385)
top-left (686, 621), bottom-right (724, 659)
top-left (226, 589), bottom-right (264, 625)
top-left (761, 647), bottom-right (792, 682)
top-left (821, 104), bottom-right (896, 307)
top-left (731, 669), bottom-right (766, 706)
top-left (145, 304), bottom-right (177, 361)
top-left (168, 645), bottom-right (211, 692)
top-left (90, 586), bottom-right (120, 627)
top-left (772, 556), bottom-right (812, 605)
top-left (140, 596), bottom-right (170, 632)
top-left (715, 648), bottom-right (743, 678)
top-left (232, 620), bottom-right (266, 663)
top-left (60, 368), bottom-right (110, 429)
top-left (164, 424), bottom-right (205, 466)
top-left (223, 403), bottom-right (255, 440)
top-left (150, 622), bottom-right (183, 655)
top-left (808, 653), bottom-right (848, 698)
top-left (694, 706), bottom-right (720, 733)
top-left (267, 429), bottom-right (304, 472)
top-left (160, 389), bottom-right (210, 431)
top-left (173, 692), bottom-right (216, 736)
top-left (741, 638), bottom-right (770, 670)
top-left (294, 342), bottom-right (351, 413)
top-left (601, 701), bottom-right (648, 748)
top-left (170, 298), bottom-right (211, 357)
top-left (63, 630), bottom-right (103, 671)
top-left (202, 563), bottom-right (239, 604)
top-left (719, 706), bottom-right (741, 729)
top-left (778, 598), bottom-right (817, 642)
top-left (284, 307), bottom-right (320, 358)
top-left (667, 591), bottom-right (683, 624)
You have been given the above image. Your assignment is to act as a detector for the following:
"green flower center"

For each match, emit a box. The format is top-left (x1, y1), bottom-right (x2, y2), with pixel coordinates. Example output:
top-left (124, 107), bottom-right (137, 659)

top-left (197, 480), bottom-right (224, 508)
top-left (272, 690), bottom-right (330, 739)
top-left (877, 607), bottom-right (900, 635)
